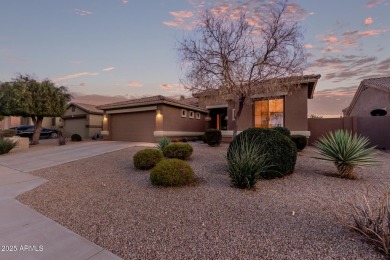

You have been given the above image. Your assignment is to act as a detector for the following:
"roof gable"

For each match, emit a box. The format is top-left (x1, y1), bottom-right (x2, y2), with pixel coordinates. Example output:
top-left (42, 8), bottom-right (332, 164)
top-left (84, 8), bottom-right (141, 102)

top-left (68, 102), bottom-right (103, 115)
top-left (344, 77), bottom-right (390, 116)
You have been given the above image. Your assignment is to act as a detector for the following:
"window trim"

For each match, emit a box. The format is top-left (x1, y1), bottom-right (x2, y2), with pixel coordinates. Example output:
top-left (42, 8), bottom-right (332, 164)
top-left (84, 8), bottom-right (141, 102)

top-left (189, 111), bottom-right (194, 119)
top-left (181, 109), bottom-right (187, 118)
top-left (195, 112), bottom-right (201, 120)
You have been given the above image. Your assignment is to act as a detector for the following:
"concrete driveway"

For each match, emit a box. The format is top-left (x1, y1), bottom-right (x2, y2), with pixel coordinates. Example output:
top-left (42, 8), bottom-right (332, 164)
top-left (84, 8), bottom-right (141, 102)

top-left (0, 141), bottom-right (154, 260)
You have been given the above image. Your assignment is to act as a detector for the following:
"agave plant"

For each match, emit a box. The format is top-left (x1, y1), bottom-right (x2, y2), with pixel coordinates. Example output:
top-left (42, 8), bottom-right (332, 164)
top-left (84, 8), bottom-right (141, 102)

top-left (313, 130), bottom-right (380, 179)
top-left (157, 137), bottom-right (171, 152)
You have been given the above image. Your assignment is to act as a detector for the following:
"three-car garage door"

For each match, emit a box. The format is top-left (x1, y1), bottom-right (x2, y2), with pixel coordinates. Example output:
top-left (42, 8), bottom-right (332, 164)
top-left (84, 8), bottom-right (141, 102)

top-left (110, 111), bottom-right (155, 142)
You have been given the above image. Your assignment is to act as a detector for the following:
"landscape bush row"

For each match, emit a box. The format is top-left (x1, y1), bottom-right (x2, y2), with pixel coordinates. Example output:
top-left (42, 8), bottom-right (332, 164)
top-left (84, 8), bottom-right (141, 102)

top-left (133, 141), bottom-right (195, 186)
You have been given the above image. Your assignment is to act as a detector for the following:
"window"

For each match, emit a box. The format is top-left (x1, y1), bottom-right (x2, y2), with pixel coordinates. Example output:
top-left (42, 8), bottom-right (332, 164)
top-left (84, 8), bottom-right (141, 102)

top-left (254, 98), bottom-right (284, 128)
top-left (51, 117), bottom-right (56, 126)
top-left (181, 109), bottom-right (187, 118)
top-left (195, 112), bottom-right (201, 119)
top-left (71, 106), bottom-right (76, 112)
top-left (189, 111), bottom-right (194, 118)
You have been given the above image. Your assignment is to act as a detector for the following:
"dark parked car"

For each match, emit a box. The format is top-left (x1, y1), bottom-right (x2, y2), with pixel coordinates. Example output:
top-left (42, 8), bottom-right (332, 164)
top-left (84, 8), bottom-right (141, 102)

top-left (9, 125), bottom-right (58, 139)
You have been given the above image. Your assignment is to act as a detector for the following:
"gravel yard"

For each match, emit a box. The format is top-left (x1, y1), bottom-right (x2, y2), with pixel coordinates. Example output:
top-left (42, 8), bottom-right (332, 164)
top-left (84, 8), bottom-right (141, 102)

top-left (18, 143), bottom-right (390, 259)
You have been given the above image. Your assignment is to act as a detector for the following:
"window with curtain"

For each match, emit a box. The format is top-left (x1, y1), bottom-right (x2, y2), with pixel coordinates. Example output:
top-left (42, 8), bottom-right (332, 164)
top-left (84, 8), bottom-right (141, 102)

top-left (254, 98), bottom-right (284, 128)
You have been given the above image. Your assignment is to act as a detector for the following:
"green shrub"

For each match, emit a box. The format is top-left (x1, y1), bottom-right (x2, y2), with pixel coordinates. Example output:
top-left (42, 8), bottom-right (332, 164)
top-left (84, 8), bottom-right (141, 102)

top-left (133, 149), bottom-right (163, 170)
top-left (150, 159), bottom-right (195, 186)
top-left (0, 139), bottom-right (17, 154)
top-left (272, 127), bottom-right (291, 137)
top-left (71, 134), bottom-right (82, 142)
top-left (157, 137), bottom-right (171, 151)
top-left (227, 133), bottom-right (272, 189)
top-left (0, 129), bottom-right (17, 139)
top-left (163, 143), bottom-right (193, 160)
top-left (205, 129), bottom-right (222, 146)
top-left (228, 128), bottom-right (297, 179)
top-left (200, 134), bottom-right (207, 143)
top-left (313, 130), bottom-right (379, 179)
top-left (291, 135), bottom-right (307, 151)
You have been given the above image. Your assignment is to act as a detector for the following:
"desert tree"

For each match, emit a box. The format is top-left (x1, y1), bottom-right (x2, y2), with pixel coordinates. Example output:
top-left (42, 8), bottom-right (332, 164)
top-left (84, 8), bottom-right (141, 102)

top-left (0, 75), bottom-right (71, 144)
top-left (178, 0), bottom-right (307, 137)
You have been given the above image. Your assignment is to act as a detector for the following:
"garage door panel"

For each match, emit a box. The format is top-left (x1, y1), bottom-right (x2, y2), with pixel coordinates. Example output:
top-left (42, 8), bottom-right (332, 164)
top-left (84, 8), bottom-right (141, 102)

top-left (110, 111), bottom-right (155, 142)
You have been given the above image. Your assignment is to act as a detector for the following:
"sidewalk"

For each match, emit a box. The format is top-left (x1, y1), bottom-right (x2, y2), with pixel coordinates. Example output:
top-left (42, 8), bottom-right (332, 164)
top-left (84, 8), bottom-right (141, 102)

top-left (0, 141), bottom-right (155, 260)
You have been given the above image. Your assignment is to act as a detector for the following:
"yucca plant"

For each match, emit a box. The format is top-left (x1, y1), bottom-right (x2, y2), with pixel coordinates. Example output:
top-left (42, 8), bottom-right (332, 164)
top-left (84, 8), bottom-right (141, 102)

top-left (313, 130), bottom-right (379, 179)
top-left (157, 137), bottom-right (171, 151)
top-left (227, 133), bottom-right (274, 189)
top-left (0, 139), bottom-right (17, 154)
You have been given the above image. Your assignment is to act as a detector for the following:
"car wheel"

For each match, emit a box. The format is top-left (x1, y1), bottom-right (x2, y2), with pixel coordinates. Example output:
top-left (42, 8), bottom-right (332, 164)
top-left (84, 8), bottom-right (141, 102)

top-left (50, 133), bottom-right (58, 139)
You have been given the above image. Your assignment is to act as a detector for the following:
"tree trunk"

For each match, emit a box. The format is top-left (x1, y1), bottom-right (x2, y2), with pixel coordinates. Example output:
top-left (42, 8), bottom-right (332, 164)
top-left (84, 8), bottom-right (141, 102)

top-left (232, 95), bottom-right (246, 139)
top-left (336, 162), bottom-right (356, 179)
top-left (30, 116), bottom-right (43, 145)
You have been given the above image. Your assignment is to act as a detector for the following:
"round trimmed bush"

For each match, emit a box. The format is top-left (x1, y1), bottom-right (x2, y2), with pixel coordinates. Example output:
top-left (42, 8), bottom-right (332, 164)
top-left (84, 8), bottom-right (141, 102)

top-left (71, 134), bottom-right (82, 142)
top-left (228, 128), bottom-right (297, 179)
top-left (133, 149), bottom-right (163, 170)
top-left (150, 159), bottom-right (195, 186)
top-left (205, 129), bottom-right (222, 146)
top-left (272, 127), bottom-right (291, 137)
top-left (163, 143), bottom-right (193, 160)
top-left (291, 135), bottom-right (307, 151)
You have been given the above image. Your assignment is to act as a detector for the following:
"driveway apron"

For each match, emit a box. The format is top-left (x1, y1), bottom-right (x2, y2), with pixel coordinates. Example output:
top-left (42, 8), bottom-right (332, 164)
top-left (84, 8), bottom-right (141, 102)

top-left (0, 141), bottom-right (154, 260)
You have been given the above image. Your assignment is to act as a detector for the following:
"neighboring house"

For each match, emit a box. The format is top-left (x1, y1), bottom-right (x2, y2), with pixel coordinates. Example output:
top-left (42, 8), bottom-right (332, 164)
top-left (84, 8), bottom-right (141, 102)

top-left (97, 95), bottom-right (208, 142)
top-left (61, 102), bottom-right (103, 139)
top-left (195, 74), bottom-right (321, 140)
top-left (0, 116), bottom-right (20, 130)
top-left (343, 77), bottom-right (390, 117)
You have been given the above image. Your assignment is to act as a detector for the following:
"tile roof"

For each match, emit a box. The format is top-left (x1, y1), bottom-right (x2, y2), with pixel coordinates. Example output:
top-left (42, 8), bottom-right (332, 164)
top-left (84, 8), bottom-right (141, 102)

top-left (362, 77), bottom-right (390, 91)
top-left (97, 95), bottom-right (207, 112)
top-left (343, 77), bottom-right (390, 116)
top-left (69, 102), bottom-right (103, 114)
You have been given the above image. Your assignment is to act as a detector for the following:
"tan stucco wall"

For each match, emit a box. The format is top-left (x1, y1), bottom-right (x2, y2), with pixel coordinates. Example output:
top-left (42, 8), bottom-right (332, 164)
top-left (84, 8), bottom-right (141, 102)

top-left (349, 88), bottom-right (390, 117)
top-left (308, 117), bottom-right (356, 145)
top-left (87, 114), bottom-right (103, 137)
top-left (284, 87), bottom-right (308, 131)
top-left (198, 86), bottom-right (310, 132)
top-left (160, 105), bottom-right (206, 132)
top-left (62, 105), bottom-right (103, 139)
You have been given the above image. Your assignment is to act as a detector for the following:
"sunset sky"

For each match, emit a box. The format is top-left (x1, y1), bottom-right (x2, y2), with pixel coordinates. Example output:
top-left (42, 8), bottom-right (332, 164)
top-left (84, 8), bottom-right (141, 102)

top-left (0, 0), bottom-right (389, 117)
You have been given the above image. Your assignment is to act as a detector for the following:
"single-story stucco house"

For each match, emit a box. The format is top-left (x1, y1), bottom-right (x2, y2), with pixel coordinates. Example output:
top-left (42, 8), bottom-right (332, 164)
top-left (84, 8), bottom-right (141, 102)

top-left (61, 102), bottom-right (103, 139)
top-left (343, 77), bottom-right (390, 117)
top-left (98, 74), bottom-right (321, 142)
top-left (195, 74), bottom-right (321, 140)
top-left (97, 96), bottom-right (208, 142)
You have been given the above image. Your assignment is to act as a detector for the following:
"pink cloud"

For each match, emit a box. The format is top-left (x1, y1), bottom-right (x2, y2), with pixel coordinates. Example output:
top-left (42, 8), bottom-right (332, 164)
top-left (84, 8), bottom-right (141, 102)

top-left (122, 0), bottom-right (128, 4)
top-left (102, 67), bottom-right (115, 72)
top-left (364, 17), bottom-right (373, 25)
top-left (160, 83), bottom-right (186, 93)
top-left (55, 72), bottom-right (98, 81)
top-left (163, 1), bottom-right (313, 30)
top-left (74, 9), bottom-right (92, 16)
top-left (304, 44), bottom-right (314, 49)
top-left (128, 81), bottom-right (143, 87)
top-left (366, 0), bottom-right (385, 8)
top-left (163, 11), bottom-right (194, 30)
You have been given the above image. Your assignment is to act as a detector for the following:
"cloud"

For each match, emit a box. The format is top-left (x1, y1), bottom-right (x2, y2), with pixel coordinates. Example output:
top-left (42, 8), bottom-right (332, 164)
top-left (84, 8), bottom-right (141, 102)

top-left (74, 9), bottom-right (92, 16)
top-left (55, 72), bottom-right (98, 81)
top-left (365, 17), bottom-right (373, 25)
top-left (6, 56), bottom-right (29, 64)
top-left (128, 81), bottom-right (143, 87)
top-left (366, 0), bottom-right (385, 8)
top-left (319, 28), bottom-right (390, 53)
top-left (160, 83), bottom-right (186, 93)
top-left (163, 1), bottom-right (313, 30)
top-left (309, 55), bottom-right (389, 83)
top-left (122, 0), bottom-right (128, 3)
top-left (102, 67), bottom-right (115, 72)
top-left (163, 11), bottom-right (194, 30)
top-left (304, 44), bottom-right (314, 49)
